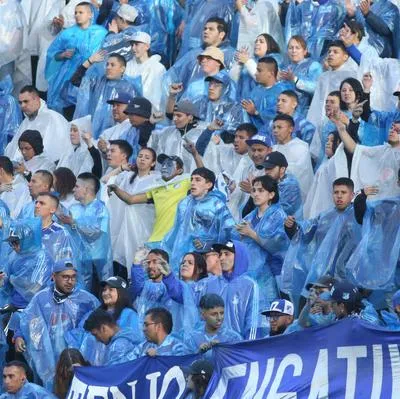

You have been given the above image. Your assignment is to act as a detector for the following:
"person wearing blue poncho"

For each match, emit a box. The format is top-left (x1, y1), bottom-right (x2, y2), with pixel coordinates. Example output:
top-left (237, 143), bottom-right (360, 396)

top-left (13, 260), bottom-right (98, 391)
top-left (238, 175), bottom-right (289, 314)
top-left (58, 173), bottom-right (113, 292)
top-left (281, 177), bottom-right (361, 309)
top-left (45, 2), bottom-right (107, 113)
top-left (0, 361), bottom-right (56, 399)
top-left (84, 308), bottom-right (139, 365)
top-left (162, 167), bottom-right (239, 271)
top-left (242, 57), bottom-right (293, 131)
top-left (381, 290), bottom-right (400, 331)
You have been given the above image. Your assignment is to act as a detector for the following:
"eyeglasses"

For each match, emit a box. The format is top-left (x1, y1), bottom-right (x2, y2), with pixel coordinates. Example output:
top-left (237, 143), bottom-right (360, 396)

top-left (60, 275), bottom-right (77, 282)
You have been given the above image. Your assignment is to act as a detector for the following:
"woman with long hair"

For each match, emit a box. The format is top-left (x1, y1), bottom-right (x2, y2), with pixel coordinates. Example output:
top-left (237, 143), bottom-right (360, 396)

top-left (53, 167), bottom-right (78, 211)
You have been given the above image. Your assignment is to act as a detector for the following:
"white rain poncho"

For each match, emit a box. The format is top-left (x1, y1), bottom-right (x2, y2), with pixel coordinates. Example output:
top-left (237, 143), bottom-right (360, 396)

top-left (0, 174), bottom-right (31, 220)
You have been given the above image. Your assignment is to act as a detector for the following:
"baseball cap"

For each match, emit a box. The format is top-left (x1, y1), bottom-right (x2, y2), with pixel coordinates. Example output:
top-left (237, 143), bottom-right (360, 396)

top-left (101, 276), bottom-right (127, 289)
top-left (174, 100), bottom-right (199, 118)
top-left (261, 299), bottom-right (294, 316)
top-left (107, 91), bottom-right (132, 105)
top-left (197, 242), bottom-right (220, 254)
top-left (197, 47), bottom-right (225, 69)
top-left (245, 134), bottom-right (272, 147)
top-left (306, 275), bottom-right (335, 291)
top-left (182, 359), bottom-right (214, 379)
top-left (53, 259), bottom-right (77, 274)
top-left (262, 151), bottom-right (288, 169)
top-left (117, 4), bottom-right (138, 22)
top-left (157, 154), bottom-right (184, 169)
top-left (205, 71), bottom-right (230, 86)
top-left (124, 97), bottom-right (152, 119)
top-left (212, 240), bottom-right (235, 254)
top-left (130, 31), bottom-right (151, 45)
top-left (330, 281), bottom-right (359, 303)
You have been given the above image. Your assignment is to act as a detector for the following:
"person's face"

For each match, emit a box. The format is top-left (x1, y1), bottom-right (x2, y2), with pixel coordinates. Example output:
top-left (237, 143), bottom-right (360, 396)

top-left (74, 5), bottom-right (92, 26)
top-left (394, 304), bottom-right (400, 316)
top-left (205, 251), bottom-right (220, 274)
top-left (265, 165), bottom-right (284, 180)
top-left (136, 149), bottom-right (155, 171)
top-left (207, 80), bottom-right (224, 101)
top-left (332, 184), bottom-right (353, 210)
top-left (219, 249), bottom-right (235, 273)
top-left (340, 83), bottom-right (356, 106)
top-left (73, 178), bottom-right (87, 201)
top-left (326, 46), bottom-right (348, 70)
top-left (112, 102), bottom-right (128, 122)
top-left (113, 16), bottom-right (124, 31)
top-left (191, 174), bottom-right (212, 197)
top-left (325, 95), bottom-right (340, 115)
top-left (8, 238), bottom-right (21, 253)
top-left (251, 181), bottom-right (274, 207)
top-left (106, 57), bottom-right (125, 80)
top-left (201, 306), bottom-right (224, 330)
top-left (287, 39), bottom-right (307, 63)
top-left (276, 94), bottom-right (297, 115)
top-left (128, 113), bottom-right (148, 127)
top-left (254, 35), bottom-right (268, 58)
top-left (200, 57), bottom-right (221, 76)
top-left (180, 254), bottom-right (196, 281)
top-left (90, 326), bottom-right (111, 344)
top-left (268, 312), bottom-right (293, 335)
top-left (70, 125), bottom-right (81, 145)
top-left (202, 22), bottom-right (225, 46)
top-left (101, 285), bottom-right (119, 308)
top-left (234, 130), bottom-right (250, 155)
top-left (325, 133), bottom-right (336, 158)
top-left (18, 141), bottom-right (35, 161)
top-left (18, 92), bottom-right (40, 117)
top-left (143, 314), bottom-right (160, 342)
top-left (28, 174), bottom-right (49, 198)
top-left (255, 63), bottom-right (274, 85)
top-left (273, 120), bottom-right (293, 144)
top-left (249, 143), bottom-right (271, 165)
top-left (144, 253), bottom-right (163, 280)
top-left (131, 41), bottom-right (149, 59)
top-left (173, 111), bottom-right (193, 129)
top-left (160, 159), bottom-right (180, 181)
top-left (388, 122), bottom-right (400, 146)
top-left (107, 144), bottom-right (128, 167)
top-left (53, 270), bottom-right (77, 294)
top-left (34, 195), bottom-right (56, 219)
top-left (3, 366), bottom-right (26, 394)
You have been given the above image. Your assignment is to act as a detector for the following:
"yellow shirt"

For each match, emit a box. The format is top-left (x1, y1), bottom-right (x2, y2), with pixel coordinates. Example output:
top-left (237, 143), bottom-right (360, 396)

top-left (146, 177), bottom-right (191, 242)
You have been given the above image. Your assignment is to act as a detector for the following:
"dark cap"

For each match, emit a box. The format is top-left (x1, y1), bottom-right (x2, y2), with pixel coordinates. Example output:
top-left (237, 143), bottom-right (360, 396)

top-left (157, 154), bottom-right (184, 169)
top-left (101, 276), bottom-right (128, 289)
top-left (262, 151), bottom-right (288, 169)
top-left (107, 91), bottom-right (132, 105)
top-left (330, 281), bottom-right (359, 303)
top-left (124, 97), bottom-right (152, 118)
top-left (197, 242), bottom-right (220, 254)
top-left (393, 90), bottom-right (400, 97)
top-left (306, 275), bottom-right (335, 291)
top-left (182, 359), bottom-right (214, 379)
top-left (212, 240), bottom-right (235, 254)
top-left (174, 100), bottom-right (199, 118)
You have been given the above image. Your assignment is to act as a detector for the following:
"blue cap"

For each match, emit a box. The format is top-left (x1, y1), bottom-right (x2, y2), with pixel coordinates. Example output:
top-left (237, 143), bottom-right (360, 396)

top-left (107, 91), bottom-right (132, 105)
top-left (53, 259), bottom-right (77, 273)
top-left (245, 134), bottom-right (272, 147)
top-left (205, 71), bottom-right (230, 86)
top-left (261, 299), bottom-right (294, 316)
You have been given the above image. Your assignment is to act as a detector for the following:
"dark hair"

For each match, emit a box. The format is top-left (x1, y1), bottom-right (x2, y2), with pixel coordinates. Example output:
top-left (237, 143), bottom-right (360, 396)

top-left (205, 17), bottom-right (229, 37)
top-left (83, 309), bottom-right (117, 331)
top-left (191, 167), bottom-right (216, 190)
top-left (108, 53), bottom-right (127, 67)
top-left (344, 19), bottom-right (365, 41)
top-left (37, 191), bottom-right (60, 208)
top-left (18, 130), bottom-right (44, 155)
top-left (199, 293), bottom-right (225, 309)
top-left (53, 168), bottom-right (76, 200)
top-left (339, 78), bottom-right (364, 110)
top-left (258, 33), bottom-right (281, 55)
top-left (280, 90), bottom-right (299, 102)
top-left (77, 172), bottom-right (100, 194)
top-left (333, 177), bottom-right (354, 191)
top-left (0, 156), bottom-right (14, 176)
top-left (4, 361), bottom-right (28, 373)
top-left (129, 147), bottom-right (156, 184)
top-left (100, 285), bottom-right (134, 322)
top-left (180, 252), bottom-right (208, 281)
top-left (19, 85), bottom-right (40, 97)
top-left (258, 56), bottom-right (278, 78)
top-left (252, 175), bottom-right (280, 204)
top-left (109, 139), bottom-right (133, 160)
top-left (145, 307), bottom-right (173, 334)
top-left (236, 123), bottom-right (257, 137)
top-left (288, 35), bottom-right (308, 55)
top-left (328, 40), bottom-right (348, 54)
top-left (328, 90), bottom-right (341, 100)
top-left (149, 248), bottom-right (170, 263)
top-left (273, 113), bottom-right (295, 127)
top-left (34, 170), bottom-right (54, 189)
top-left (54, 349), bottom-right (90, 399)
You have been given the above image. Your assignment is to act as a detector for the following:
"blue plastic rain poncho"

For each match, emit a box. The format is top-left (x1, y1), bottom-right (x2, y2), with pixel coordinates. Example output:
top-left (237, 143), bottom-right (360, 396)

top-left (2, 218), bottom-right (54, 309)
top-left (279, 173), bottom-right (303, 218)
top-left (346, 197), bottom-right (400, 291)
top-left (179, 0), bottom-right (234, 57)
top-left (0, 381), bottom-right (57, 398)
top-left (133, 334), bottom-right (188, 358)
top-left (66, 307), bottom-right (140, 366)
top-left (162, 189), bottom-right (239, 272)
top-left (281, 205), bottom-right (361, 306)
top-left (45, 19), bottom-right (107, 112)
top-left (242, 203), bottom-right (289, 312)
top-left (284, 0), bottom-right (345, 59)
top-left (355, 0), bottom-right (400, 58)
top-left (368, 109), bottom-right (400, 144)
top-left (292, 112), bottom-right (316, 145)
top-left (16, 286), bottom-right (98, 390)
top-left (0, 75), bottom-right (21, 154)
top-left (68, 199), bottom-right (113, 290)
top-left (130, 265), bottom-right (199, 338)
top-left (105, 328), bottom-right (140, 365)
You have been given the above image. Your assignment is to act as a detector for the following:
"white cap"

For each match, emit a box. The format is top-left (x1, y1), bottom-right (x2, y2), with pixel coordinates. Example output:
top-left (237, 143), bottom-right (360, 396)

top-left (261, 299), bottom-right (294, 316)
top-left (117, 4), bottom-right (138, 23)
top-left (131, 31), bottom-right (151, 45)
